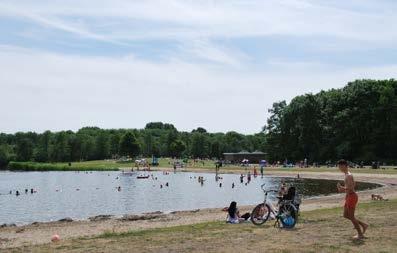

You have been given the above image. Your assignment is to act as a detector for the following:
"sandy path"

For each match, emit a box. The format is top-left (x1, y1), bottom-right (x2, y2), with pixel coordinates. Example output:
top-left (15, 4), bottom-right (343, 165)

top-left (1, 171), bottom-right (396, 249)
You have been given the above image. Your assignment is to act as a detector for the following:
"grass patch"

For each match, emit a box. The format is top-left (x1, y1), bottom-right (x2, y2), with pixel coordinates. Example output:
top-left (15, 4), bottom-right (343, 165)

top-left (7, 161), bottom-right (119, 171)
top-left (11, 199), bottom-right (396, 253)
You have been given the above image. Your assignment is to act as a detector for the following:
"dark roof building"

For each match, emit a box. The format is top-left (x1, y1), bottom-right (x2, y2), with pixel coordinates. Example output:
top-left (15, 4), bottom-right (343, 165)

top-left (223, 151), bottom-right (266, 163)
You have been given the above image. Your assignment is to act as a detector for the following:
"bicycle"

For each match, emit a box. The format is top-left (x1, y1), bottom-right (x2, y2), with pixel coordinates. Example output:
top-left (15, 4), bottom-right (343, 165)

top-left (251, 183), bottom-right (300, 229)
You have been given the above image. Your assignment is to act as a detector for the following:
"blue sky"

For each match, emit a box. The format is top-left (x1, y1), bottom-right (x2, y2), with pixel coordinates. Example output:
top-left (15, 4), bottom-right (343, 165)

top-left (0, 0), bottom-right (396, 134)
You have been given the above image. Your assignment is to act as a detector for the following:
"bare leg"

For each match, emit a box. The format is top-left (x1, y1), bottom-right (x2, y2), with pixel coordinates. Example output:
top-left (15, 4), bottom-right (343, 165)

top-left (348, 205), bottom-right (368, 234)
top-left (357, 219), bottom-right (368, 234)
top-left (344, 206), bottom-right (364, 239)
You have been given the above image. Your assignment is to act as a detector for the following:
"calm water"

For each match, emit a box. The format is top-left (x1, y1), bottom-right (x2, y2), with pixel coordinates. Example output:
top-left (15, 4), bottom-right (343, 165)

top-left (0, 171), bottom-right (379, 225)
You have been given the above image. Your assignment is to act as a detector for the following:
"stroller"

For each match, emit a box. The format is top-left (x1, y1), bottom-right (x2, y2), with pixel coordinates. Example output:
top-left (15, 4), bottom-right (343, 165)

top-left (281, 186), bottom-right (301, 211)
top-left (276, 186), bottom-right (301, 228)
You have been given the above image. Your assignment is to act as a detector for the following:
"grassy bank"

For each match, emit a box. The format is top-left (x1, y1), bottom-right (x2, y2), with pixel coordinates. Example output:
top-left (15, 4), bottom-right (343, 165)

top-left (8, 199), bottom-right (397, 253)
top-left (5, 159), bottom-right (397, 174)
top-left (7, 161), bottom-right (120, 171)
top-left (155, 158), bottom-right (397, 174)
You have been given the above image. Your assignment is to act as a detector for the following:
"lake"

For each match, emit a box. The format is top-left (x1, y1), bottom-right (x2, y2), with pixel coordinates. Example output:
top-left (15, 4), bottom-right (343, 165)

top-left (0, 171), bottom-right (380, 225)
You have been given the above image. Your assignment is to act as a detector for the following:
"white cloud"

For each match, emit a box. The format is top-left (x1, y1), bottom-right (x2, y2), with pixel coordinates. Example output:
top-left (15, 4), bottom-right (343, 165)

top-left (0, 0), bottom-right (396, 45)
top-left (0, 1), bottom-right (396, 133)
top-left (178, 39), bottom-right (248, 66)
top-left (0, 46), bottom-right (396, 134)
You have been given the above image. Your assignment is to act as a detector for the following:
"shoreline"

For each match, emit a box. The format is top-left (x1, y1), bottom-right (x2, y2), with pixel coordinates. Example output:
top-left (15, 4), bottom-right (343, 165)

top-left (1, 171), bottom-right (396, 249)
top-left (0, 169), bottom-right (385, 227)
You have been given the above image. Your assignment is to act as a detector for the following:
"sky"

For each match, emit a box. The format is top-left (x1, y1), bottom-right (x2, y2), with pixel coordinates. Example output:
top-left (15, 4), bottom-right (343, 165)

top-left (0, 0), bottom-right (396, 134)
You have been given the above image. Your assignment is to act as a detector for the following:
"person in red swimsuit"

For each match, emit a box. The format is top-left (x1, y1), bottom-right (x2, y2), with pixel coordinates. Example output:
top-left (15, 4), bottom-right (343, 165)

top-left (337, 159), bottom-right (368, 240)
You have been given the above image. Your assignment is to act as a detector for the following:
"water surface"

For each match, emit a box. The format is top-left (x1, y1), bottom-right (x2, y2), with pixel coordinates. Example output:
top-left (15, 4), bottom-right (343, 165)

top-left (0, 171), bottom-right (379, 225)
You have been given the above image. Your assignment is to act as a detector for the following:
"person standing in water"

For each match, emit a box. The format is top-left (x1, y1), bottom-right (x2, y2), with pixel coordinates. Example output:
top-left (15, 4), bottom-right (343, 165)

top-left (337, 159), bottom-right (368, 240)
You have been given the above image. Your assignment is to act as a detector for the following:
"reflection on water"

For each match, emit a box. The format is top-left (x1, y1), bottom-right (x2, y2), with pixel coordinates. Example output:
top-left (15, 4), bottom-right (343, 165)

top-left (0, 171), bottom-right (380, 225)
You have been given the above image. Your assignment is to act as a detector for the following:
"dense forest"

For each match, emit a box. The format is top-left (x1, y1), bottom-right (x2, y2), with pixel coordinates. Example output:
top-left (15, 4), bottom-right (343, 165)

top-left (0, 123), bottom-right (266, 168)
top-left (265, 79), bottom-right (397, 164)
top-left (0, 79), bottom-right (396, 168)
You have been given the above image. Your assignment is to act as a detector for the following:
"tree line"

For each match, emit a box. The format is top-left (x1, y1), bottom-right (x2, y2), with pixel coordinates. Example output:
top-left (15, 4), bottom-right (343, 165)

top-left (0, 123), bottom-right (266, 168)
top-left (264, 79), bottom-right (397, 164)
top-left (1, 79), bottom-right (396, 168)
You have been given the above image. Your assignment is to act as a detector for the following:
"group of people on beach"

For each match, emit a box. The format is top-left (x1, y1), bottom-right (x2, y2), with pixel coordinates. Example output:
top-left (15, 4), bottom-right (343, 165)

top-left (5, 159), bottom-right (369, 241)
top-left (224, 159), bottom-right (368, 240)
top-left (225, 178), bottom-right (291, 224)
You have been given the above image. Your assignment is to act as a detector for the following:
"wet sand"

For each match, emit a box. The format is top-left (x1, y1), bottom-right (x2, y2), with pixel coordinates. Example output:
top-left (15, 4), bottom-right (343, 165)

top-left (1, 170), bottom-right (396, 249)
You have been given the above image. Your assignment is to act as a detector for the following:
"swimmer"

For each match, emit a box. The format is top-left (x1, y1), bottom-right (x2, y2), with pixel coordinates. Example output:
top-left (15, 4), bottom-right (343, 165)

top-left (16, 190), bottom-right (20, 196)
top-left (219, 183), bottom-right (222, 187)
top-left (25, 189), bottom-right (28, 194)
top-left (232, 183), bottom-right (235, 189)
top-left (31, 188), bottom-right (34, 194)
top-left (117, 186), bottom-right (121, 191)
top-left (165, 182), bottom-right (169, 187)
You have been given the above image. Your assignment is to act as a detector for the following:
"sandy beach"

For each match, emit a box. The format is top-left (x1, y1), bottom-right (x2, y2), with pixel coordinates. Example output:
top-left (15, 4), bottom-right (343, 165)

top-left (1, 169), bottom-right (396, 250)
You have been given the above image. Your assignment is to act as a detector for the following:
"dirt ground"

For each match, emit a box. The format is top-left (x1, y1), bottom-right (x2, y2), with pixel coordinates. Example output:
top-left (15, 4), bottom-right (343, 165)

top-left (1, 170), bottom-right (396, 252)
top-left (4, 200), bottom-right (397, 253)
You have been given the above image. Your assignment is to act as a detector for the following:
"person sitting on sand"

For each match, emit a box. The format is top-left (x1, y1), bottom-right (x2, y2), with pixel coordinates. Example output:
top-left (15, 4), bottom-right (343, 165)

top-left (226, 201), bottom-right (250, 224)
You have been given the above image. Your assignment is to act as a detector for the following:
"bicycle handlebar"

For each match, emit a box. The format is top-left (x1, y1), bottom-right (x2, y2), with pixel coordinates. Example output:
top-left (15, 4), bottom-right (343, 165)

top-left (260, 183), bottom-right (278, 193)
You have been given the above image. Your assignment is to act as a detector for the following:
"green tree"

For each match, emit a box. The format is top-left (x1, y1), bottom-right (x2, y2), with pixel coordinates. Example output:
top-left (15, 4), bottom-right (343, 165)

top-left (34, 130), bottom-right (52, 162)
top-left (224, 131), bottom-right (244, 153)
top-left (119, 132), bottom-right (140, 158)
top-left (190, 132), bottom-right (208, 158)
top-left (169, 139), bottom-right (186, 158)
top-left (50, 132), bottom-right (71, 162)
top-left (0, 144), bottom-right (13, 168)
top-left (95, 132), bottom-right (110, 159)
top-left (15, 138), bottom-right (34, 161)
top-left (109, 134), bottom-right (121, 157)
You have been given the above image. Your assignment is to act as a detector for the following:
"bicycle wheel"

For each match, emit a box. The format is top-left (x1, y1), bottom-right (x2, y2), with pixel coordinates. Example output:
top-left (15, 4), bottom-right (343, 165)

top-left (251, 203), bottom-right (271, 225)
top-left (279, 203), bottom-right (297, 228)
